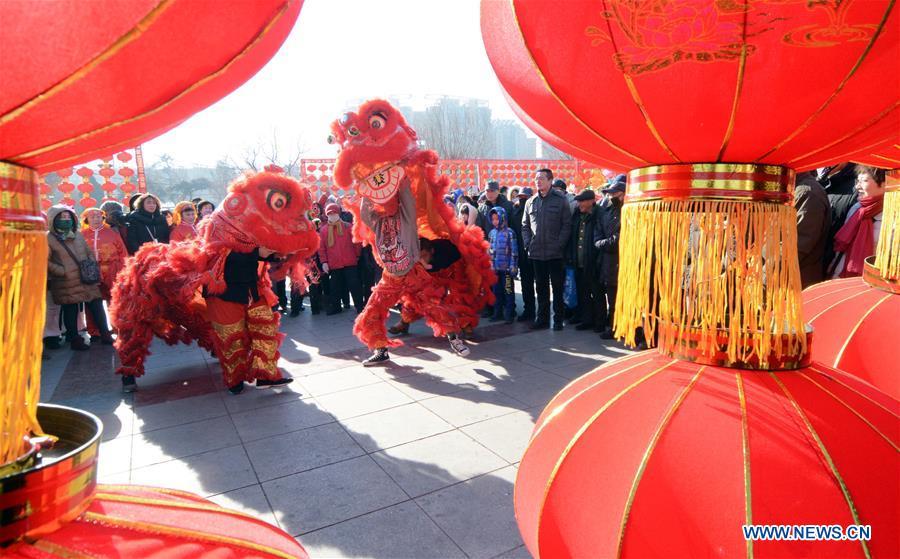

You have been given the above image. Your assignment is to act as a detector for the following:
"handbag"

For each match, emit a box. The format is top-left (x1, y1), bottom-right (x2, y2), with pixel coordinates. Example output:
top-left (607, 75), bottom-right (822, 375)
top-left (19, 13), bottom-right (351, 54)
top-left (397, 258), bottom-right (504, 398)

top-left (59, 239), bottom-right (101, 285)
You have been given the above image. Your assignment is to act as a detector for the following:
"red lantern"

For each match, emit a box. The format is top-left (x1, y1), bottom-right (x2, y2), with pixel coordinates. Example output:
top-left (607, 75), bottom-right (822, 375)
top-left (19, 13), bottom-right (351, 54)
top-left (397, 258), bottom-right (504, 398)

top-left (5, 484), bottom-right (308, 558)
top-left (0, 0), bottom-right (304, 173)
top-left (481, 1), bottom-right (898, 171)
top-left (516, 352), bottom-right (899, 559)
top-left (1, 1), bottom-right (308, 555)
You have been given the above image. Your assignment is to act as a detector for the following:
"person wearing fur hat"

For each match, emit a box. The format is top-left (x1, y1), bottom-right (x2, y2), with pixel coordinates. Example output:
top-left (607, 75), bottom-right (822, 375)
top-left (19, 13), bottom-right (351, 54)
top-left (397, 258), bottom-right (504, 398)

top-left (169, 201), bottom-right (198, 243)
top-left (81, 207), bottom-right (127, 339)
top-left (47, 205), bottom-right (114, 350)
top-left (319, 203), bottom-right (364, 314)
top-left (101, 200), bottom-right (129, 247)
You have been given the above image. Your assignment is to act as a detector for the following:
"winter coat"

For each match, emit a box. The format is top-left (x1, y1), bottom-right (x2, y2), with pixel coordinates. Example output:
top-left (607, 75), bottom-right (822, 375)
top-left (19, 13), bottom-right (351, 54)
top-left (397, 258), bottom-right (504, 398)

top-left (522, 189), bottom-right (572, 261)
top-left (595, 197), bottom-right (622, 285)
top-left (457, 201), bottom-right (479, 227)
top-left (509, 199), bottom-right (529, 262)
top-left (818, 164), bottom-right (858, 271)
top-left (793, 172), bottom-right (830, 287)
top-left (47, 206), bottom-right (102, 305)
top-left (169, 223), bottom-right (197, 243)
top-left (82, 225), bottom-right (128, 295)
top-left (488, 207), bottom-right (518, 272)
top-left (126, 209), bottom-right (170, 254)
top-left (567, 204), bottom-right (602, 274)
top-left (318, 219), bottom-right (362, 270)
top-left (478, 194), bottom-right (514, 239)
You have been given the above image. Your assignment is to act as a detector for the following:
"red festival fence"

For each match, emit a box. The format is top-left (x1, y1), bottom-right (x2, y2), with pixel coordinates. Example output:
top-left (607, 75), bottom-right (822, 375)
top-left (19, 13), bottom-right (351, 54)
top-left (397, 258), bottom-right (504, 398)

top-left (300, 159), bottom-right (616, 197)
top-left (38, 148), bottom-right (146, 211)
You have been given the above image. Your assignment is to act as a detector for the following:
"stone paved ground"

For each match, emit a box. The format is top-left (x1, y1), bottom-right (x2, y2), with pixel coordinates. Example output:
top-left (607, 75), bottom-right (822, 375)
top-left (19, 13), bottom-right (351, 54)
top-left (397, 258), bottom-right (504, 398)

top-left (42, 301), bottom-right (634, 558)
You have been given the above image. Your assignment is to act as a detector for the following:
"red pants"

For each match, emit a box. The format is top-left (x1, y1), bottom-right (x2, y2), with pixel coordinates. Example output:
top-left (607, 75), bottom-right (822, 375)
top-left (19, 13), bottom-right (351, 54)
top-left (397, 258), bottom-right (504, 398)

top-left (206, 297), bottom-right (283, 387)
top-left (353, 263), bottom-right (466, 350)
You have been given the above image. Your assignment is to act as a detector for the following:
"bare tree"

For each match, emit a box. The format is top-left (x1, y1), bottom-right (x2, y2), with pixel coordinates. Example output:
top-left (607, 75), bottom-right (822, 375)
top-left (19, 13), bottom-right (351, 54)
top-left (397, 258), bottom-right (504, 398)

top-left (412, 98), bottom-right (495, 159)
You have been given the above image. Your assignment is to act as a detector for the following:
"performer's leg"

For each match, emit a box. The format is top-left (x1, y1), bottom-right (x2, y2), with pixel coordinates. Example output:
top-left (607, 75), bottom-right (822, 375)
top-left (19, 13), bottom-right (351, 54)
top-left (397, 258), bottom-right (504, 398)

top-left (206, 297), bottom-right (252, 390)
top-left (354, 273), bottom-right (404, 352)
top-left (246, 301), bottom-right (287, 383)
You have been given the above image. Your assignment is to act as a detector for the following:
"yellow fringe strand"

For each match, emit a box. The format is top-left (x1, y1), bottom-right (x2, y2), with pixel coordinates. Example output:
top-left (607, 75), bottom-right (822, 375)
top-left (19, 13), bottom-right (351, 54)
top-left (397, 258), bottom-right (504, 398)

top-left (1, 229), bottom-right (48, 465)
top-left (874, 188), bottom-right (899, 281)
top-left (614, 199), bottom-right (807, 368)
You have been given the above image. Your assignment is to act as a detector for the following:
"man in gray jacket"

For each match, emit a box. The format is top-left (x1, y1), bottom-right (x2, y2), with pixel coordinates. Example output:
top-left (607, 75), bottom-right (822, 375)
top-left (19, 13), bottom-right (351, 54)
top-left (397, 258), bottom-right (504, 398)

top-left (523, 168), bottom-right (572, 330)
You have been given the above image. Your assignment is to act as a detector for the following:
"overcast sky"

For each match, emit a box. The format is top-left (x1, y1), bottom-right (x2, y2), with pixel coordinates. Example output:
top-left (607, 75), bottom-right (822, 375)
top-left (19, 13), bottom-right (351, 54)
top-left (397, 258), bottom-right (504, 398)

top-left (143, 0), bottom-right (525, 167)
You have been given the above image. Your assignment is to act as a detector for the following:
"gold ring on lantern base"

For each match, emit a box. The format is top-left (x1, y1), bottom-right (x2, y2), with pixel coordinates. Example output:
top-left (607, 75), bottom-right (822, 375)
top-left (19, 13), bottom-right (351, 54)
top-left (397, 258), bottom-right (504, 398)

top-left (626, 163), bottom-right (795, 204)
top-left (0, 404), bottom-right (102, 546)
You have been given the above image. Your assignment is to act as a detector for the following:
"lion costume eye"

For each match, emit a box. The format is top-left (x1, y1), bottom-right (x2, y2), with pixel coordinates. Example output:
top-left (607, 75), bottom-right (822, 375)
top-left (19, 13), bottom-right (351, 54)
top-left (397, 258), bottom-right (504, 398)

top-left (266, 190), bottom-right (290, 211)
top-left (348, 126), bottom-right (360, 136)
top-left (327, 134), bottom-right (335, 144)
top-left (368, 114), bottom-right (386, 130)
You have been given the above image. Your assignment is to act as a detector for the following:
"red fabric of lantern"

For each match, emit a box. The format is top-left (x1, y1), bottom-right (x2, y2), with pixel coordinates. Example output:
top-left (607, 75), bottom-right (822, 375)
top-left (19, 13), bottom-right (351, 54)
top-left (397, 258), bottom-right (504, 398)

top-left (803, 277), bottom-right (899, 401)
top-left (516, 352), bottom-right (899, 558)
top-left (481, 1), bottom-right (899, 171)
top-left (0, 0), bottom-right (304, 173)
top-left (4, 484), bottom-right (309, 558)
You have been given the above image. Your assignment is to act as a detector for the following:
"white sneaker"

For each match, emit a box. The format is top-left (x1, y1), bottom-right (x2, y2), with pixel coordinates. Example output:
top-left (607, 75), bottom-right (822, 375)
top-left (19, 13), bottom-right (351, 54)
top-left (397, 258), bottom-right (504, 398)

top-left (448, 336), bottom-right (470, 357)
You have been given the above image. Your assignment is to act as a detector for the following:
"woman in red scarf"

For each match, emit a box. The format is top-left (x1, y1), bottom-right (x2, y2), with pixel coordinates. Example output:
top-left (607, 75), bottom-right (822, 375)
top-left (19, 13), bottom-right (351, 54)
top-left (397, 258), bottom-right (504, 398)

top-left (830, 165), bottom-right (886, 278)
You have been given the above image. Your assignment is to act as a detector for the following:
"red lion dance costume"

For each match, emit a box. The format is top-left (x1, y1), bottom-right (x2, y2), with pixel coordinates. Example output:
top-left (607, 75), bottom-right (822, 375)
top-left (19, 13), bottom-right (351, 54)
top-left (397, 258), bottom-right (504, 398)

top-left (330, 99), bottom-right (495, 364)
top-left (111, 171), bottom-right (319, 392)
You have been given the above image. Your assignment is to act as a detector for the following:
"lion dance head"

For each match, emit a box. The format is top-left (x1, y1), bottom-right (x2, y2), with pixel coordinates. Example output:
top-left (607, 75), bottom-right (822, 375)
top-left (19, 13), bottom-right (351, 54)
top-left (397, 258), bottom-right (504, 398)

top-left (205, 171), bottom-right (319, 258)
top-left (329, 99), bottom-right (419, 204)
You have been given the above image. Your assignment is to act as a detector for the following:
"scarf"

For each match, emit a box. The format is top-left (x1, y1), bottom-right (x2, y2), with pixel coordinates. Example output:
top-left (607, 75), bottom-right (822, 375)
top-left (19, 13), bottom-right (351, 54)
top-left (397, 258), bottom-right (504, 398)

top-left (327, 220), bottom-right (345, 248)
top-left (833, 196), bottom-right (884, 278)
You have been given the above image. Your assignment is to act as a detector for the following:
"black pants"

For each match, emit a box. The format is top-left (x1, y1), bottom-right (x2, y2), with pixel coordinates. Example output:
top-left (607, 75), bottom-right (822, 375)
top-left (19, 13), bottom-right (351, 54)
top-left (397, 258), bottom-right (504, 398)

top-left (328, 265), bottom-right (364, 312)
top-left (598, 283), bottom-right (618, 331)
top-left (518, 255), bottom-right (535, 318)
top-left (303, 282), bottom-right (324, 313)
top-left (576, 267), bottom-right (603, 327)
top-left (273, 279), bottom-right (288, 311)
top-left (62, 299), bottom-right (109, 341)
top-left (533, 258), bottom-right (565, 326)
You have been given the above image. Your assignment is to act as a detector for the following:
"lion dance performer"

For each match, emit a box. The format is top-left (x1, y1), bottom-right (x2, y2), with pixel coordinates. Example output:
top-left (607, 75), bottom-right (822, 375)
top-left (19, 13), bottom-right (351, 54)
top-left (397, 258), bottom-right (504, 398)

top-left (329, 99), bottom-right (496, 366)
top-left (111, 171), bottom-right (320, 394)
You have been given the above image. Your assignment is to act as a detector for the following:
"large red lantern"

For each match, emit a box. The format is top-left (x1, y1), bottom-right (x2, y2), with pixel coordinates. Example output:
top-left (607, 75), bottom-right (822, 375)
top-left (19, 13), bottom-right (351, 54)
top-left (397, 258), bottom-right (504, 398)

top-left (1, 1), bottom-right (308, 555)
top-left (482, 2), bottom-right (900, 557)
top-left (802, 177), bottom-right (899, 401)
top-left (515, 352), bottom-right (899, 558)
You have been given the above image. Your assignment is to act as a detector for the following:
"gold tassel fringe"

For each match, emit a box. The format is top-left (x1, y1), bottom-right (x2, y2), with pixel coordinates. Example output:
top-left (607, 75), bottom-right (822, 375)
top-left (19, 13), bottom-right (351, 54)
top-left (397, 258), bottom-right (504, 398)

top-left (874, 188), bottom-right (899, 281)
top-left (1, 229), bottom-right (49, 465)
top-left (614, 199), bottom-right (807, 368)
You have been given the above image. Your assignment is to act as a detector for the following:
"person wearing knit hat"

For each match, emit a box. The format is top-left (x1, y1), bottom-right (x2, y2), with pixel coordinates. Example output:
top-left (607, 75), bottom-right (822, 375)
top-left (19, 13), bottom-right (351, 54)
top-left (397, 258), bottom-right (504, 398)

top-left (169, 201), bottom-right (198, 243)
top-left (196, 200), bottom-right (215, 221)
top-left (101, 200), bottom-right (129, 247)
top-left (319, 203), bottom-right (363, 314)
top-left (81, 207), bottom-right (127, 340)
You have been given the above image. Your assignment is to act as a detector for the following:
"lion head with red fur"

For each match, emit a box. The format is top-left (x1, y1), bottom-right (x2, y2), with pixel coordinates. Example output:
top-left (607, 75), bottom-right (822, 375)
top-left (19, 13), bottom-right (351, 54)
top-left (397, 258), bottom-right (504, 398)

top-left (203, 171), bottom-right (319, 257)
top-left (329, 99), bottom-right (419, 202)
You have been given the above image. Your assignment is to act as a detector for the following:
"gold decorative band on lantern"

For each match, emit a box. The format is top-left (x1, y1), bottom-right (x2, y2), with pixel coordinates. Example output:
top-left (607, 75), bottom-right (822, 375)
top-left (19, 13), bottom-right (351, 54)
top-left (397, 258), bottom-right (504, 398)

top-left (863, 256), bottom-right (900, 294)
top-left (657, 322), bottom-right (814, 370)
top-left (0, 161), bottom-right (44, 231)
top-left (626, 163), bottom-right (795, 203)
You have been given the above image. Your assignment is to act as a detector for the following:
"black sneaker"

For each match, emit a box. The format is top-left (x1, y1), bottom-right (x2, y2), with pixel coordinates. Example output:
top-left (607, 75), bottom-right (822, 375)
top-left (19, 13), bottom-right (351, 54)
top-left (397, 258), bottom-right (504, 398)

top-left (517, 314), bottom-right (534, 323)
top-left (529, 322), bottom-right (549, 331)
top-left (44, 336), bottom-right (62, 350)
top-left (552, 323), bottom-right (564, 331)
top-left (228, 381), bottom-right (245, 395)
top-left (600, 328), bottom-right (615, 339)
top-left (289, 308), bottom-right (301, 317)
top-left (362, 348), bottom-right (390, 367)
top-left (122, 375), bottom-right (138, 393)
top-left (575, 323), bottom-right (594, 331)
top-left (255, 377), bottom-right (294, 390)
top-left (71, 337), bottom-right (90, 351)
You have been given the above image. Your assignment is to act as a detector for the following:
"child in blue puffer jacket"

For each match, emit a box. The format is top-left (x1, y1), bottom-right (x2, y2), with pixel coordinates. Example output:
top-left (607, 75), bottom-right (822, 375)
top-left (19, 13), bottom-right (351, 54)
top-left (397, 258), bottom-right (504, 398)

top-left (488, 207), bottom-right (518, 323)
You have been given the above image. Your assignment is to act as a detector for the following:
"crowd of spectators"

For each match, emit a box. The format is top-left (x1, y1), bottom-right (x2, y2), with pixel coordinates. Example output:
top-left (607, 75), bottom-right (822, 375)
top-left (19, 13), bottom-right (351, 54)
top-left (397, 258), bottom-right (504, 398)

top-left (43, 162), bottom-right (888, 353)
